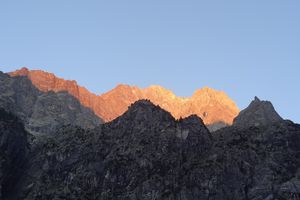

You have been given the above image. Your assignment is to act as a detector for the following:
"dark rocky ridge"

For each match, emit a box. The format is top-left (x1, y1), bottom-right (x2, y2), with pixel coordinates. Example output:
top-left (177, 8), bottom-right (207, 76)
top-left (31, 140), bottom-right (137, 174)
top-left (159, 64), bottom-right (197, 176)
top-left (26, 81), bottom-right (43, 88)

top-left (0, 71), bottom-right (102, 134)
top-left (1, 98), bottom-right (299, 200)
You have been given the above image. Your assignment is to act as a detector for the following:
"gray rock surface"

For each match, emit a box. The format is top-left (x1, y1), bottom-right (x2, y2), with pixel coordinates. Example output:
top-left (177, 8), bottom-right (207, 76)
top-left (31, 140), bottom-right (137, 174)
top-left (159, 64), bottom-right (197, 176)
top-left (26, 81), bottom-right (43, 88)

top-left (0, 71), bottom-right (102, 134)
top-left (233, 96), bottom-right (283, 128)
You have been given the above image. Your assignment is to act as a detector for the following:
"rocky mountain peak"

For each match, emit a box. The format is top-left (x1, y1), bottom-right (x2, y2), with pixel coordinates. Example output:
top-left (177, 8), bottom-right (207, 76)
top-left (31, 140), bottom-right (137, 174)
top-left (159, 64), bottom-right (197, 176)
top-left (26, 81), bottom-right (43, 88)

top-left (233, 96), bottom-right (283, 127)
top-left (119, 99), bottom-right (174, 123)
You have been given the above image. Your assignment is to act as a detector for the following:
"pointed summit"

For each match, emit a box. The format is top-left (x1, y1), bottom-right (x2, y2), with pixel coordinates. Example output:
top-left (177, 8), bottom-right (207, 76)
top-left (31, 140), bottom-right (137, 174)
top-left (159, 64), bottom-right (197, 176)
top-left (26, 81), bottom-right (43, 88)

top-left (254, 96), bottom-right (261, 102)
top-left (128, 99), bottom-right (158, 109)
top-left (118, 99), bottom-right (174, 123)
top-left (233, 96), bottom-right (283, 127)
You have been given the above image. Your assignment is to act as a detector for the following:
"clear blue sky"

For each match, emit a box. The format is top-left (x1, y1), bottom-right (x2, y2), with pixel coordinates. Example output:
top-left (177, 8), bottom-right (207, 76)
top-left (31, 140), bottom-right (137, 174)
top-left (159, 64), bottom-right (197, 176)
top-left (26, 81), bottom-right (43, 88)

top-left (0, 1), bottom-right (299, 122)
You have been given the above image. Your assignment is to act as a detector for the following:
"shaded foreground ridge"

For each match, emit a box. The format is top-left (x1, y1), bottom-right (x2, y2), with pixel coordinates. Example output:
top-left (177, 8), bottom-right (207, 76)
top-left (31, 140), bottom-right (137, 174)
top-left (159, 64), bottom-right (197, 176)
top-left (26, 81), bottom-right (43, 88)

top-left (1, 98), bottom-right (300, 200)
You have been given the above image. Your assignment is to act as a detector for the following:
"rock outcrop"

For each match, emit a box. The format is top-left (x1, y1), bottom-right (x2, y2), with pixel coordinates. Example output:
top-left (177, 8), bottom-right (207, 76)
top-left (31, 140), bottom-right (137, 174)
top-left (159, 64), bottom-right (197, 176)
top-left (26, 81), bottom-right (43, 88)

top-left (10, 67), bottom-right (240, 130)
top-left (0, 71), bottom-right (102, 134)
top-left (233, 96), bottom-right (283, 128)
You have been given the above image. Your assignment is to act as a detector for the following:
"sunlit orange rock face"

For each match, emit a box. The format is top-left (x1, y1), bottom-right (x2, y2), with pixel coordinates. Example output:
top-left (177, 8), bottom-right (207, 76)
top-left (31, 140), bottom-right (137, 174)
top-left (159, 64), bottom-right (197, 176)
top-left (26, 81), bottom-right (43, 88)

top-left (10, 67), bottom-right (240, 126)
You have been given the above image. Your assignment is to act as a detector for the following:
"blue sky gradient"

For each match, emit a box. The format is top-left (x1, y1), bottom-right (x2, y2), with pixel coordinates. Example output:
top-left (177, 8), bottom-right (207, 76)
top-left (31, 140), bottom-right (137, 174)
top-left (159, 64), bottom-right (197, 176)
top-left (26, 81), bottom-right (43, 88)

top-left (1, 1), bottom-right (299, 122)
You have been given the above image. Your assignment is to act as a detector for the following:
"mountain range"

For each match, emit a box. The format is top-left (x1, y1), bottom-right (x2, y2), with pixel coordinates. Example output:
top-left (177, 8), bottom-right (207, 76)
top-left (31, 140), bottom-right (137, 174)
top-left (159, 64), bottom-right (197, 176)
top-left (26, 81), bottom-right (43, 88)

top-left (1, 67), bottom-right (299, 200)
top-left (10, 67), bottom-right (239, 131)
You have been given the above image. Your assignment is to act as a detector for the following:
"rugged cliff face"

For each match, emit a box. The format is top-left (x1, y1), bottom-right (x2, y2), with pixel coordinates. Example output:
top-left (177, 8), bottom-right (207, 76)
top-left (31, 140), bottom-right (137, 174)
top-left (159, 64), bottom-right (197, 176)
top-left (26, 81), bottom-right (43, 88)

top-left (10, 68), bottom-right (239, 130)
top-left (5, 99), bottom-right (300, 200)
top-left (0, 71), bottom-right (102, 134)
